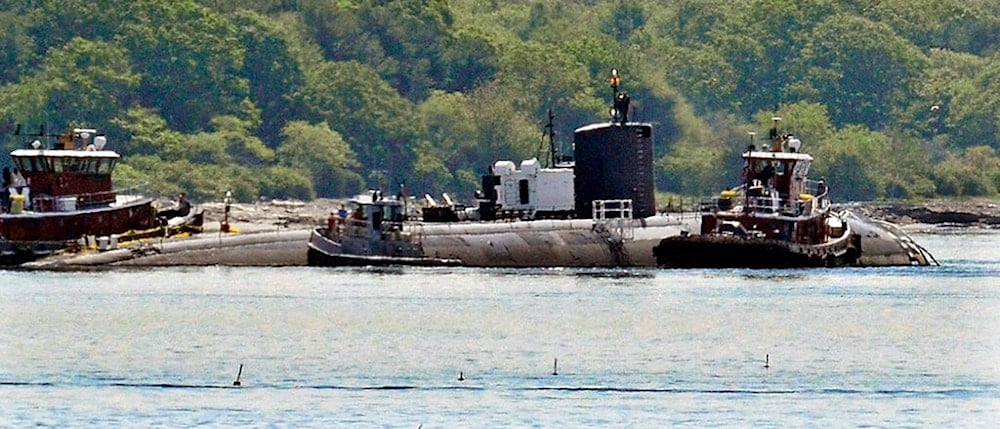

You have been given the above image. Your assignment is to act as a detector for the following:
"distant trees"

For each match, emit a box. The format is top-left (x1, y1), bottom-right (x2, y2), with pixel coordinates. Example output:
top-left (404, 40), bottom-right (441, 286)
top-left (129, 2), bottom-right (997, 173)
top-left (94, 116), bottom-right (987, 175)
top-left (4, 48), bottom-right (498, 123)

top-left (0, 0), bottom-right (998, 203)
top-left (0, 38), bottom-right (139, 131)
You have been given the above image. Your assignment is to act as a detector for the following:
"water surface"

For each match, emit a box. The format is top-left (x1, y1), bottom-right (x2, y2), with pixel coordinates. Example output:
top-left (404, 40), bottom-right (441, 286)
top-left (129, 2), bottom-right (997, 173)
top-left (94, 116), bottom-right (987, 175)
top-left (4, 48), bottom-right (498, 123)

top-left (1, 232), bottom-right (998, 426)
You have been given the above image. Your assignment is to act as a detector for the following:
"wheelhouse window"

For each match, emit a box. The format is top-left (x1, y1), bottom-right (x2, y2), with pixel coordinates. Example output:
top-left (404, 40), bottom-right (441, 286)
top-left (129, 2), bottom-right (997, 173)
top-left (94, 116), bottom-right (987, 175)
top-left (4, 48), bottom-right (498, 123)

top-left (13, 156), bottom-right (45, 172)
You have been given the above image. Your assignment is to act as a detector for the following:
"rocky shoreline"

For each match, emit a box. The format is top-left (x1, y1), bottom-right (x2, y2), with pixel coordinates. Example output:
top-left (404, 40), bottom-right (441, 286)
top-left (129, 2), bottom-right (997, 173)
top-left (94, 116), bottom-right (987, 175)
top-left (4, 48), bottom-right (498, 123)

top-left (837, 198), bottom-right (1000, 228)
top-left (188, 197), bottom-right (1000, 233)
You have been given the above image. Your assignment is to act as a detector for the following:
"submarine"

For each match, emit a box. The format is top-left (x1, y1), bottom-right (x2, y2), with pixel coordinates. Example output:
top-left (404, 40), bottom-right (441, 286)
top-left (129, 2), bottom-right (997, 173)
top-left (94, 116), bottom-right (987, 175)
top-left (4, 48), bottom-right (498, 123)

top-left (307, 70), bottom-right (935, 269)
top-left (307, 69), bottom-right (696, 268)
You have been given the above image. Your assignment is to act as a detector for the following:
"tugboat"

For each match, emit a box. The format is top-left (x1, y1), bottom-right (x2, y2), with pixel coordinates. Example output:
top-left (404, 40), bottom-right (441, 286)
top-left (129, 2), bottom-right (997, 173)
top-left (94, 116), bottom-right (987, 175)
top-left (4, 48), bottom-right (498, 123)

top-left (307, 192), bottom-right (462, 266)
top-left (652, 119), bottom-right (936, 268)
top-left (1, 127), bottom-right (158, 264)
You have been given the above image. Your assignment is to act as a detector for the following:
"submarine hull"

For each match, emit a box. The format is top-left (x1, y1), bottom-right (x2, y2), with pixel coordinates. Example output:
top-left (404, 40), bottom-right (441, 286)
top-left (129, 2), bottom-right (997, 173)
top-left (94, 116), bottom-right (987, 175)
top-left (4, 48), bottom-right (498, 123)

top-left (308, 216), bottom-right (699, 268)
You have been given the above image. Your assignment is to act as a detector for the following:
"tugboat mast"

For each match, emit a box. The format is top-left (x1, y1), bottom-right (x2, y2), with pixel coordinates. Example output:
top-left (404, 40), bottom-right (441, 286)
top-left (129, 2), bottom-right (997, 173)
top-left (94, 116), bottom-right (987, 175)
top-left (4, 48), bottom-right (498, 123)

top-left (545, 108), bottom-right (556, 168)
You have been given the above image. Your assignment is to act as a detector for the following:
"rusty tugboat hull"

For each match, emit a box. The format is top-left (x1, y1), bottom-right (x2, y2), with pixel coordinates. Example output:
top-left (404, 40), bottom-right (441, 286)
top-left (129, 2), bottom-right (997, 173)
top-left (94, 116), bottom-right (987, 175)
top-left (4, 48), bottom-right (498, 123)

top-left (653, 226), bottom-right (857, 268)
top-left (1, 198), bottom-right (156, 265)
top-left (652, 118), bottom-right (935, 269)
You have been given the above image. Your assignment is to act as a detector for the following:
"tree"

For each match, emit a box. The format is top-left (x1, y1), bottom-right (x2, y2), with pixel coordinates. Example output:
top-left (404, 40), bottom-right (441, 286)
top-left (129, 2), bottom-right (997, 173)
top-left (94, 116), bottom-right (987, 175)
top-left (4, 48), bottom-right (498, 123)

top-left (302, 0), bottom-right (456, 101)
top-left (931, 146), bottom-right (1000, 197)
top-left (439, 27), bottom-right (499, 93)
top-left (494, 40), bottom-right (591, 120)
top-left (111, 107), bottom-right (186, 158)
top-left (709, 0), bottom-right (841, 117)
top-left (22, 0), bottom-right (124, 51)
top-left (412, 91), bottom-right (474, 193)
top-left (602, 0), bottom-right (646, 41)
top-left (276, 121), bottom-right (362, 198)
top-left (0, 38), bottom-right (139, 133)
top-left (797, 15), bottom-right (929, 129)
top-left (811, 125), bottom-right (890, 201)
top-left (0, 10), bottom-right (36, 85)
top-left (945, 59), bottom-right (1000, 150)
top-left (207, 115), bottom-right (274, 166)
top-left (300, 60), bottom-right (422, 185)
top-left (117, 0), bottom-right (251, 132)
top-left (851, 0), bottom-right (1000, 56)
top-left (232, 10), bottom-right (306, 146)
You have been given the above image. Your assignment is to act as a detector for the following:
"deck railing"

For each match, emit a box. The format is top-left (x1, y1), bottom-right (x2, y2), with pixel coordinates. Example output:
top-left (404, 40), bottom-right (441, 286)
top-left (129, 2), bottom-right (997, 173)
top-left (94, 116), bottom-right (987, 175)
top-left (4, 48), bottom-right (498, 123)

top-left (28, 183), bottom-right (150, 213)
top-left (592, 199), bottom-right (634, 241)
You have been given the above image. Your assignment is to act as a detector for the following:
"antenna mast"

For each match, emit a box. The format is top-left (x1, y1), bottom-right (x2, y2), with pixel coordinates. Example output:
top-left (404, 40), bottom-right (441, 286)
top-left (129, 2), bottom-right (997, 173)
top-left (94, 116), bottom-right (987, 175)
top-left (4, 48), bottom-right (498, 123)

top-left (545, 108), bottom-right (556, 168)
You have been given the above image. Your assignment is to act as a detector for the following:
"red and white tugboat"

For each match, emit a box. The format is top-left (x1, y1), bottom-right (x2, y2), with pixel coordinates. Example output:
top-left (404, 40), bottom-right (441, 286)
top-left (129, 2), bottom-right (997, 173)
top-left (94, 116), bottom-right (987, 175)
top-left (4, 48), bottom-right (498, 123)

top-left (1, 127), bottom-right (157, 265)
top-left (653, 122), bottom-right (934, 268)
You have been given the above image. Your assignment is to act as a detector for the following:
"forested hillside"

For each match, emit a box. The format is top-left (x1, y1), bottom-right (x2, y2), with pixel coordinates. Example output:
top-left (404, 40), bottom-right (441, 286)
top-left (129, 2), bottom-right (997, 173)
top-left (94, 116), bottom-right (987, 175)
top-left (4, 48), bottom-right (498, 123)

top-left (2, 0), bottom-right (999, 203)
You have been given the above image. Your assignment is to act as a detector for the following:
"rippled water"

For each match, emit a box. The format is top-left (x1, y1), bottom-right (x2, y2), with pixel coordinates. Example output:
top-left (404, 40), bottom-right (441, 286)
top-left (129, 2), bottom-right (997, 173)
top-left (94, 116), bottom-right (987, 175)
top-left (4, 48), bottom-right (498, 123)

top-left (1, 232), bottom-right (998, 426)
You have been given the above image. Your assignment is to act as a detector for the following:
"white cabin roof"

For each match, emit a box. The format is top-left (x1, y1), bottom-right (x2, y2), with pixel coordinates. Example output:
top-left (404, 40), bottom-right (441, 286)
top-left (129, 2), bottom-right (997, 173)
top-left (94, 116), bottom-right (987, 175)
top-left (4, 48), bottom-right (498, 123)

top-left (744, 150), bottom-right (812, 162)
top-left (10, 149), bottom-right (121, 159)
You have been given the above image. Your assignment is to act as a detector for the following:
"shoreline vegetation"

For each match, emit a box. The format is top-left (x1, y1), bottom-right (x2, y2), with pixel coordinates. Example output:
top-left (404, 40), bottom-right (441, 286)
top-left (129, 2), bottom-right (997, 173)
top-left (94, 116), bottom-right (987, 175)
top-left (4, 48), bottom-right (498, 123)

top-left (192, 197), bottom-right (1000, 235)
top-left (3, 1), bottom-right (1000, 205)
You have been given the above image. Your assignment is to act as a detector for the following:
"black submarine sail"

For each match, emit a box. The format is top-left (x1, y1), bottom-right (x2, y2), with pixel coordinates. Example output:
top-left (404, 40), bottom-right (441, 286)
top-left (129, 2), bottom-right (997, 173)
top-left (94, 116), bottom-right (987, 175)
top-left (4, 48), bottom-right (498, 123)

top-left (573, 69), bottom-right (656, 218)
top-left (474, 69), bottom-right (657, 221)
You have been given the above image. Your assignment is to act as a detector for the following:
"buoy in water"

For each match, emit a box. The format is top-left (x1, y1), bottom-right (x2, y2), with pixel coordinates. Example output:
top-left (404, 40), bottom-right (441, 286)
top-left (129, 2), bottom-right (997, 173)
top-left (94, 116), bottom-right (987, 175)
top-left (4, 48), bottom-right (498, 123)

top-left (764, 354), bottom-right (770, 369)
top-left (458, 371), bottom-right (465, 382)
top-left (552, 358), bottom-right (558, 376)
top-left (233, 363), bottom-right (243, 386)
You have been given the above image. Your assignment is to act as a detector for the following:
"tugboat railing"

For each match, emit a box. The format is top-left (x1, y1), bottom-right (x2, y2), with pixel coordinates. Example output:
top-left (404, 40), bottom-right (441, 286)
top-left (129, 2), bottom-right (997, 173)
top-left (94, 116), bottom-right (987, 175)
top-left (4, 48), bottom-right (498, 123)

top-left (28, 182), bottom-right (152, 212)
top-left (702, 189), bottom-right (824, 218)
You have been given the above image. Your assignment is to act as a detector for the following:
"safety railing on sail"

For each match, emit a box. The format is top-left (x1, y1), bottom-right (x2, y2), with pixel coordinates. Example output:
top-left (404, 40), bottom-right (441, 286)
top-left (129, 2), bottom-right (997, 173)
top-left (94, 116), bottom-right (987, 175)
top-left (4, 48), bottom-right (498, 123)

top-left (592, 199), bottom-right (634, 241)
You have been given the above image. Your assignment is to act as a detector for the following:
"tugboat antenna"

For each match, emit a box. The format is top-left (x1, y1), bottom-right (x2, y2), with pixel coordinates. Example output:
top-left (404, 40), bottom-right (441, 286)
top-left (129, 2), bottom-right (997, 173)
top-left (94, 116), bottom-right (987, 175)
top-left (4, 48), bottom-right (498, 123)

top-left (546, 108), bottom-right (556, 168)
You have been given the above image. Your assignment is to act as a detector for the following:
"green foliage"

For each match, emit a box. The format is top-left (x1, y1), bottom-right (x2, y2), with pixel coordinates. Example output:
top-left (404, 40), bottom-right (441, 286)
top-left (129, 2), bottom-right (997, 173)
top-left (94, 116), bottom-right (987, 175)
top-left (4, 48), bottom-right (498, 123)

top-left (809, 126), bottom-right (888, 201)
top-left (110, 108), bottom-right (186, 158)
top-left (602, 0), bottom-right (646, 41)
top-left (799, 15), bottom-right (930, 128)
top-left (276, 121), bottom-right (362, 197)
top-left (852, 0), bottom-right (1000, 55)
top-left (3, 0), bottom-right (1000, 202)
top-left (260, 165), bottom-right (316, 201)
top-left (0, 38), bottom-right (139, 131)
top-left (657, 142), bottom-right (725, 195)
top-left (0, 10), bottom-right (36, 85)
top-left (117, 0), bottom-right (251, 132)
top-left (208, 116), bottom-right (274, 165)
top-left (302, 0), bottom-right (459, 100)
top-left (300, 60), bottom-right (421, 184)
top-left (932, 146), bottom-right (1000, 197)
top-left (945, 60), bottom-right (1000, 150)
top-left (232, 10), bottom-right (306, 146)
